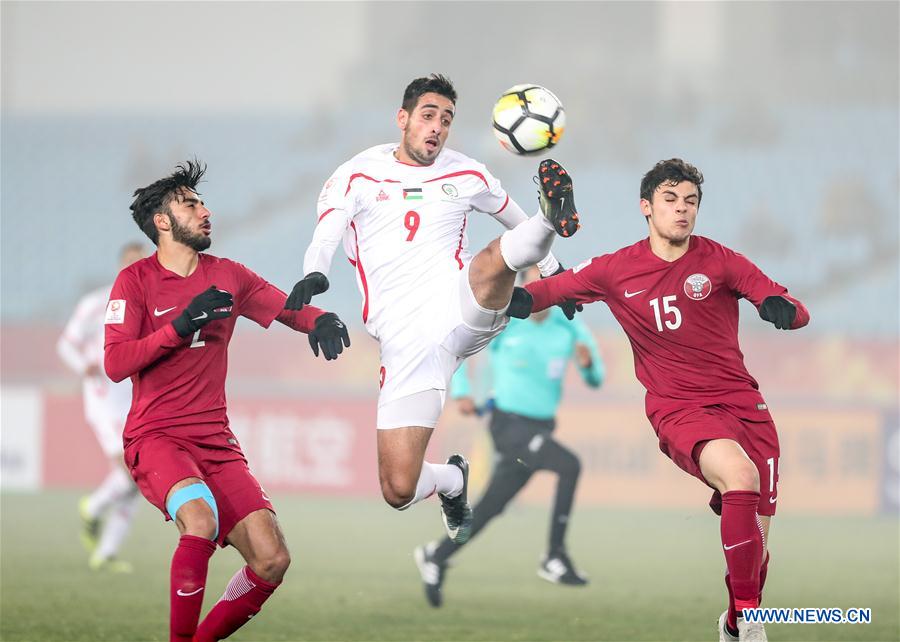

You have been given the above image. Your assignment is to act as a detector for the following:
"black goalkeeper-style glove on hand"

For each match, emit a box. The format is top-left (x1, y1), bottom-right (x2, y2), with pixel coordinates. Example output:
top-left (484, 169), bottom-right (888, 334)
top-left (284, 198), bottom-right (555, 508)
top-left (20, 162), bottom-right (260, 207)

top-left (544, 265), bottom-right (583, 321)
top-left (308, 312), bottom-right (351, 361)
top-left (172, 286), bottom-right (233, 338)
top-left (285, 272), bottom-right (329, 310)
top-left (507, 287), bottom-right (534, 319)
top-left (759, 295), bottom-right (796, 330)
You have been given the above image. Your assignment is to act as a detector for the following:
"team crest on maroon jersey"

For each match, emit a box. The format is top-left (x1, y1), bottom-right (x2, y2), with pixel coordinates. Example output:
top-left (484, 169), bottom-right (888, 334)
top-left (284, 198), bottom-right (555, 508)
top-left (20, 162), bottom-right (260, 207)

top-left (683, 273), bottom-right (712, 300)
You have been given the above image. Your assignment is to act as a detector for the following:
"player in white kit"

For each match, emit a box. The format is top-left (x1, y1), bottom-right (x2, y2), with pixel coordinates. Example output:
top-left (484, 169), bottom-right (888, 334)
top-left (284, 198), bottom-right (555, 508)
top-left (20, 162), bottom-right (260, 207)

top-left (58, 242), bottom-right (146, 571)
top-left (285, 75), bottom-right (581, 542)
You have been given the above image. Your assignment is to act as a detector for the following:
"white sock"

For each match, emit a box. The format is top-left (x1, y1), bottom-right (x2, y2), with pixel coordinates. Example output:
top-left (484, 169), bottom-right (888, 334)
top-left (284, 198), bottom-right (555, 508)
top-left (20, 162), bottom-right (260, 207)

top-left (499, 211), bottom-right (556, 271)
top-left (86, 467), bottom-right (134, 518)
top-left (95, 489), bottom-right (139, 559)
top-left (399, 462), bottom-right (463, 510)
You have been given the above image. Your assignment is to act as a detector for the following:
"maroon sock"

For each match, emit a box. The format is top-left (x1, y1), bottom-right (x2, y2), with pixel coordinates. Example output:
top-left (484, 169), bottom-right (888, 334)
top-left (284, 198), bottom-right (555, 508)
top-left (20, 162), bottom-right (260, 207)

top-left (758, 550), bottom-right (770, 602)
top-left (194, 565), bottom-right (280, 642)
top-left (726, 550), bottom-right (770, 629)
top-left (725, 573), bottom-right (737, 631)
top-left (720, 491), bottom-right (763, 615)
top-left (170, 534), bottom-right (216, 642)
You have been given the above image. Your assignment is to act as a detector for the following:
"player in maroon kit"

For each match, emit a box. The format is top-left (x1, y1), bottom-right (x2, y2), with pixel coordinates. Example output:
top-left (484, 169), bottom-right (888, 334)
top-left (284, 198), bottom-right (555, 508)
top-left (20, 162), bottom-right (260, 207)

top-left (105, 160), bottom-right (350, 642)
top-left (520, 159), bottom-right (809, 642)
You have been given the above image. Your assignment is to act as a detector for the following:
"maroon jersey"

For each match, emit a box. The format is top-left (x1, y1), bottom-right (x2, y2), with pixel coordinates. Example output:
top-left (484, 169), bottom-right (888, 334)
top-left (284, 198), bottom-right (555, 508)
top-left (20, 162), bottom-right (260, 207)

top-left (105, 253), bottom-right (322, 447)
top-left (526, 236), bottom-right (809, 426)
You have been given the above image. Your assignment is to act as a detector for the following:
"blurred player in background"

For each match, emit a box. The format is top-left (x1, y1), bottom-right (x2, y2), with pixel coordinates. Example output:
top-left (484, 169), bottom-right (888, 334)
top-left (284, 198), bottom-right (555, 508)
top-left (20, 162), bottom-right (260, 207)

top-left (415, 266), bottom-right (604, 607)
top-left (58, 241), bottom-right (145, 572)
top-left (286, 74), bottom-right (581, 544)
top-left (105, 160), bottom-right (350, 642)
top-left (523, 159), bottom-right (809, 642)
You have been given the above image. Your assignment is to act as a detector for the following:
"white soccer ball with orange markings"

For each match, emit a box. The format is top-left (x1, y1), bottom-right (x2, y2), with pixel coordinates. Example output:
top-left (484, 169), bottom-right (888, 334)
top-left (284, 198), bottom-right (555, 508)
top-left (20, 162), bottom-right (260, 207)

top-left (492, 84), bottom-right (565, 155)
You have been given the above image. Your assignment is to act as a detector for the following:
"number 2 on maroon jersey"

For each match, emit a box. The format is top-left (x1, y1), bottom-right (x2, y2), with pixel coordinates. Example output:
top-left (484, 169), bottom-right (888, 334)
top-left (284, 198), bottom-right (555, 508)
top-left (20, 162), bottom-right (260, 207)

top-left (190, 329), bottom-right (205, 348)
top-left (404, 210), bottom-right (420, 242)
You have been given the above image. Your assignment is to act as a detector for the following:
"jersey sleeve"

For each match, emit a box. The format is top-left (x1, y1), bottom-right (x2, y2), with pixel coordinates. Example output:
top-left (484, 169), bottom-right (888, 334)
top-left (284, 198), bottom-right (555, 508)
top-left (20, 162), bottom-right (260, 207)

top-left (57, 294), bottom-right (97, 375)
top-left (104, 269), bottom-right (184, 383)
top-left (469, 163), bottom-right (510, 215)
top-left (526, 255), bottom-right (611, 313)
top-left (571, 317), bottom-right (605, 388)
top-left (228, 260), bottom-right (325, 332)
top-left (303, 164), bottom-right (355, 277)
top-left (724, 248), bottom-right (810, 329)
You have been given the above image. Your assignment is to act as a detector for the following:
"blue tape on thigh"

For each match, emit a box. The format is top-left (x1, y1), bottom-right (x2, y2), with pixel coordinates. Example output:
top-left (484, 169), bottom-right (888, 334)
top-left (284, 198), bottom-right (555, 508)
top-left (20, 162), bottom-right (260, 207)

top-left (166, 483), bottom-right (219, 540)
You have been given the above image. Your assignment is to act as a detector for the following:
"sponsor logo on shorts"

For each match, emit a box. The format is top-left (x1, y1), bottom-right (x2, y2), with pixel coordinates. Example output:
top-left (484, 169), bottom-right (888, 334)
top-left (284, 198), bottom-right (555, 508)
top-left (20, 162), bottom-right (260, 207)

top-left (683, 273), bottom-right (712, 300)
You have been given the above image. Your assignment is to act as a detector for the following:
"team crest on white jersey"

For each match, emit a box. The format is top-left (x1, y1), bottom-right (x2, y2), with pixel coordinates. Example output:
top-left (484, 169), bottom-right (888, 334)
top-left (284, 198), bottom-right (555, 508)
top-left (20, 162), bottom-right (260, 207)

top-left (441, 183), bottom-right (458, 199)
top-left (683, 273), bottom-right (712, 300)
top-left (105, 299), bottom-right (126, 324)
top-left (376, 189), bottom-right (390, 202)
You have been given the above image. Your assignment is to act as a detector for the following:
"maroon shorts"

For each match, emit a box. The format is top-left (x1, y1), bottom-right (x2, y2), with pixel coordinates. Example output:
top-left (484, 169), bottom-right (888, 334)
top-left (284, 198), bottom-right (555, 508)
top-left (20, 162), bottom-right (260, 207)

top-left (655, 406), bottom-right (780, 516)
top-left (124, 432), bottom-right (273, 547)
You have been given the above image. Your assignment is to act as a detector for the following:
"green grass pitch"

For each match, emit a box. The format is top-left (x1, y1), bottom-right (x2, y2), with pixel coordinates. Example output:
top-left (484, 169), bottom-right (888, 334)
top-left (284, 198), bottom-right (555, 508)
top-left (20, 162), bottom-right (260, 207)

top-left (1, 491), bottom-right (897, 641)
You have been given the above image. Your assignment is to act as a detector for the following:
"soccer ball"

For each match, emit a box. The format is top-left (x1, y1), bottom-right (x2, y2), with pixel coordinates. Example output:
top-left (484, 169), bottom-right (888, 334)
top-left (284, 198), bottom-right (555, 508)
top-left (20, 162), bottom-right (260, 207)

top-left (492, 84), bottom-right (566, 155)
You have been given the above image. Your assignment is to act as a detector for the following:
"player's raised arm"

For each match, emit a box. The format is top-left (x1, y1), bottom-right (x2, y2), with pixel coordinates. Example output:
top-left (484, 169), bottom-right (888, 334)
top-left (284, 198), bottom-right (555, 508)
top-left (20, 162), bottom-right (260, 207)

top-left (227, 259), bottom-right (352, 361)
top-left (286, 169), bottom-right (354, 310)
top-left (724, 248), bottom-right (810, 330)
top-left (525, 256), bottom-right (608, 315)
top-left (102, 271), bottom-right (210, 382)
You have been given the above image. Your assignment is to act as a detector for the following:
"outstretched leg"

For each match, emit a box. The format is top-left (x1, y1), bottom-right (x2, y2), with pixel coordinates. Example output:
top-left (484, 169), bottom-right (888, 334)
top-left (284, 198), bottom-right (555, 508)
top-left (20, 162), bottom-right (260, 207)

top-left (469, 159), bottom-right (579, 310)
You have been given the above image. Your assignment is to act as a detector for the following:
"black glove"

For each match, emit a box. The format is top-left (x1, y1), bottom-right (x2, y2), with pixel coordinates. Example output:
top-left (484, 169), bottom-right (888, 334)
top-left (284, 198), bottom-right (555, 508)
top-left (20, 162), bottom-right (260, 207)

top-left (544, 265), bottom-right (583, 321)
top-left (172, 286), bottom-right (233, 338)
top-left (507, 287), bottom-right (534, 319)
top-left (285, 272), bottom-right (329, 310)
top-left (308, 312), bottom-right (351, 360)
top-left (759, 295), bottom-right (796, 330)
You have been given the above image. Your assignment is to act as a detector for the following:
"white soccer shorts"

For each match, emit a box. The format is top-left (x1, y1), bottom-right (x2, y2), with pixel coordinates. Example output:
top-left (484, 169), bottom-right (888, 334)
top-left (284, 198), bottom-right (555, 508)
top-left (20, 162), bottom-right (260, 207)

top-left (376, 262), bottom-right (510, 429)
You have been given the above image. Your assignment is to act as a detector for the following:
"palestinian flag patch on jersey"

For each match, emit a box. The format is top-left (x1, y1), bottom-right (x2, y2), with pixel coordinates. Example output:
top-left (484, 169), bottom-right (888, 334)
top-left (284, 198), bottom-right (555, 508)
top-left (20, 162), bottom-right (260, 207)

top-left (403, 187), bottom-right (423, 200)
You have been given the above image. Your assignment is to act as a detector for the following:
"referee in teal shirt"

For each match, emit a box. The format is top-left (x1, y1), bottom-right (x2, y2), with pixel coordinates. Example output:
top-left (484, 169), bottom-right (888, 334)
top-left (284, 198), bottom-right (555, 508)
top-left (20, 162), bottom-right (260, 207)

top-left (415, 267), bottom-right (605, 607)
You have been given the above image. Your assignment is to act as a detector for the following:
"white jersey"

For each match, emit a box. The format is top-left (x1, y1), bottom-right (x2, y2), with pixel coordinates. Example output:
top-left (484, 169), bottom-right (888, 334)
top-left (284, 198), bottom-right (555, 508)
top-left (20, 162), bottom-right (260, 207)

top-left (57, 285), bottom-right (133, 425)
top-left (305, 144), bottom-right (515, 337)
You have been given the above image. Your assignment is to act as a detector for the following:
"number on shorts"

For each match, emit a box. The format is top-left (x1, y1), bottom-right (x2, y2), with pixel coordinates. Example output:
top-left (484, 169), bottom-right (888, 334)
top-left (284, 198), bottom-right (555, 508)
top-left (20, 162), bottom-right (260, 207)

top-left (404, 210), bottom-right (421, 242)
top-left (766, 456), bottom-right (779, 493)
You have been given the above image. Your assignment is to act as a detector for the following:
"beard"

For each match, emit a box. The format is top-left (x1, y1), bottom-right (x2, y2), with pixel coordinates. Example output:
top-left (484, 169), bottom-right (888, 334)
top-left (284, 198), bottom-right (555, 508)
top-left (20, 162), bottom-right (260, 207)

top-left (168, 214), bottom-right (211, 251)
top-left (401, 137), bottom-right (438, 166)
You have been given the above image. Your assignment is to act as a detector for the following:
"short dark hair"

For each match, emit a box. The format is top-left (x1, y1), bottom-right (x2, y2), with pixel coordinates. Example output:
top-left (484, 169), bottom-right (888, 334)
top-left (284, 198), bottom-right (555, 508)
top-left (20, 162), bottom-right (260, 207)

top-left (401, 74), bottom-right (457, 112)
top-left (640, 158), bottom-right (704, 204)
top-left (130, 160), bottom-right (205, 245)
